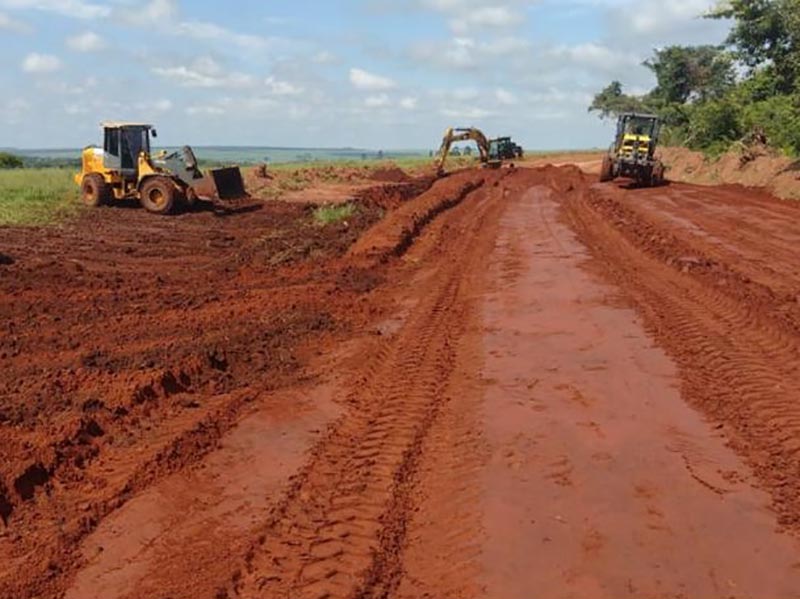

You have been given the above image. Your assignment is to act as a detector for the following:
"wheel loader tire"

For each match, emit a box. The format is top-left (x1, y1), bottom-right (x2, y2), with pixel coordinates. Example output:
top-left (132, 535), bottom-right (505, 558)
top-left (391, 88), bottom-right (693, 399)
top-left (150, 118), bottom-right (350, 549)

top-left (139, 177), bottom-right (176, 215)
top-left (599, 155), bottom-right (614, 182)
top-left (81, 174), bottom-right (111, 207)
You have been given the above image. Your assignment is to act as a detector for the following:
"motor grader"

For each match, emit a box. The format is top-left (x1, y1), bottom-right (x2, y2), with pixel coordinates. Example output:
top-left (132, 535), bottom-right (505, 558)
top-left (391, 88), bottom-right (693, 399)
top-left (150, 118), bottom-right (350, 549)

top-left (600, 113), bottom-right (665, 187)
top-left (75, 122), bottom-right (246, 214)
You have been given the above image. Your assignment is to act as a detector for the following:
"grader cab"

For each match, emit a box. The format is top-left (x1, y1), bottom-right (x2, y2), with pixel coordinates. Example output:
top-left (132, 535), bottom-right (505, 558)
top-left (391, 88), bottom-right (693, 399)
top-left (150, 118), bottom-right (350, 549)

top-left (600, 113), bottom-right (666, 187)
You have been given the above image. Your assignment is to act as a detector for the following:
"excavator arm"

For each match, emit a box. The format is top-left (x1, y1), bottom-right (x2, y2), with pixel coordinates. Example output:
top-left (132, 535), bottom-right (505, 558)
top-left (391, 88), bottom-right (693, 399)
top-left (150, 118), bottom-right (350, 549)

top-left (435, 127), bottom-right (492, 175)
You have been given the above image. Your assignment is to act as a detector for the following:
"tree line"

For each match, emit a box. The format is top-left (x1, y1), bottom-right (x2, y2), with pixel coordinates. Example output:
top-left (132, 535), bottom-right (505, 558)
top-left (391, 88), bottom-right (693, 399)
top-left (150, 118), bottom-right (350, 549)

top-left (590, 0), bottom-right (800, 156)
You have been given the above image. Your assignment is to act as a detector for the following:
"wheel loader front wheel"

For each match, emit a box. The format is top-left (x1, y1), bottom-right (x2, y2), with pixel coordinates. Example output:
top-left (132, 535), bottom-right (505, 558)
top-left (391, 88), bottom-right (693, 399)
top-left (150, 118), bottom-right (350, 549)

top-left (81, 174), bottom-right (111, 207)
top-left (139, 177), bottom-right (176, 215)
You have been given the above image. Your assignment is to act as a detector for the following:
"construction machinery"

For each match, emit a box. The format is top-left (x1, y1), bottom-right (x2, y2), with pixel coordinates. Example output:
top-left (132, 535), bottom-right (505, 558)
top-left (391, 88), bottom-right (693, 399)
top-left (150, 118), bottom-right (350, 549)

top-left (600, 113), bottom-right (665, 187)
top-left (75, 122), bottom-right (247, 214)
top-left (489, 137), bottom-right (523, 161)
top-left (435, 127), bottom-right (500, 175)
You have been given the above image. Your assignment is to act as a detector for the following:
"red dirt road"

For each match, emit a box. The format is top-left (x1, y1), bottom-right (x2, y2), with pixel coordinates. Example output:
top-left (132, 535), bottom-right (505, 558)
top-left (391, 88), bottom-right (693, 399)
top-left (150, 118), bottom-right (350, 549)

top-left (2, 166), bottom-right (800, 598)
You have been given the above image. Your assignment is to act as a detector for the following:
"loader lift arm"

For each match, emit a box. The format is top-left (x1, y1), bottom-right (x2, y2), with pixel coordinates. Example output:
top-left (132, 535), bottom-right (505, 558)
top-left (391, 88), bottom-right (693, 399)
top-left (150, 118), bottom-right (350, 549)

top-left (435, 127), bottom-right (493, 175)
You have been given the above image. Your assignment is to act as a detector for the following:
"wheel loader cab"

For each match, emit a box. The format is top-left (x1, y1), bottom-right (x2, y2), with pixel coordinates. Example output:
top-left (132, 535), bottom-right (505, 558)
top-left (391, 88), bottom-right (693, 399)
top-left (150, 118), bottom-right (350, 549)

top-left (102, 124), bottom-right (153, 179)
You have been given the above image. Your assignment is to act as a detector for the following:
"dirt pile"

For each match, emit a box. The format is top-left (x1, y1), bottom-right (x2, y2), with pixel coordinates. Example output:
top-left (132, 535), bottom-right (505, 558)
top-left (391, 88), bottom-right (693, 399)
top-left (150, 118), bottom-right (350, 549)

top-left (661, 146), bottom-right (800, 200)
top-left (349, 170), bottom-right (500, 261)
top-left (369, 165), bottom-right (411, 183)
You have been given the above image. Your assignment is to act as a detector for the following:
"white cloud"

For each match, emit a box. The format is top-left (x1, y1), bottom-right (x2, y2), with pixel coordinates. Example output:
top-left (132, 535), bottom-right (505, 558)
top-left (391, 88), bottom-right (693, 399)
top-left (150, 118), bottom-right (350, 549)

top-left (153, 57), bottom-right (256, 89)
top-left (628, 0), bottom-right (716, 33)
top-left (440, 106), bottom-right (493, 120)
top-left (482, 36), bottom-right (530, 55)
top-left (121, 0), bottom-right (176, 24)
top-left (0, 0), bottom-right (110, 19)
top-left (548, 42), bottom-right (640, 72)
top-left (1, 97), bottom-right (31, 124)
top-left (411, 35), bottom-right (528, 71)
top-left (152, 98), bottom-right (173, 112)
top-left (66, 31), bottom-right (105, 52)
top-left (21, 52), bottom-right (61, 73)
top-left (450, 6), bottom-right (522, 34)
top-left (495, 88), bottom-right (517, 105)
top-left (400, 96), bottom-right (418, 110)
top-left (186, 95), bottom-right (280, 118)
top-left (365, 94), bottom-right (391, 108)
top-left (349, 68), bottom-right (397, 91)
top-left (312, 50), bottom-right (338, 64)
top-left (265, 76), bottom-right (304, 96)
top-left (174, 20), bottom-right (271, 51)
top-left (0, 10), bottom-right (27, 31)
top-left (119, 0), bottom-right (278, 52)
top-left (186, 105), bottom-right (225, 116)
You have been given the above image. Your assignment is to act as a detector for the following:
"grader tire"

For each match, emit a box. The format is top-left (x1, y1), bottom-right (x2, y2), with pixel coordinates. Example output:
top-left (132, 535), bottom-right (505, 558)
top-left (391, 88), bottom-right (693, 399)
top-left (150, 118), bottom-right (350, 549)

top-left (599, 155), bottom-right (614, 182)
top-left (652, 162), bottom-right (666, 187)
top-left (139, 177), bottom-right (176, 215)
top-left (81, 174), bottom-right (111, 207)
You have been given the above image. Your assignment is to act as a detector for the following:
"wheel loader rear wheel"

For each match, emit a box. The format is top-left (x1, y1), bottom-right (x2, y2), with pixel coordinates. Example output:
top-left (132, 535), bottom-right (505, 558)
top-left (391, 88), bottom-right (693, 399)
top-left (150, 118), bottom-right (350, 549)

top-left (81, 174), bottom-right (111, 207)
top-left (139, 177), bottom-right (176, 215)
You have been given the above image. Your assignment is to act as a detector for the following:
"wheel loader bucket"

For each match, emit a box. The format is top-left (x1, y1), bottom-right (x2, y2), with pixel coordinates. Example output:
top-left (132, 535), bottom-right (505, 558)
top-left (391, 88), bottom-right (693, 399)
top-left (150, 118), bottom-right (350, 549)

top-left (209, 167), bottom-right (247, 200)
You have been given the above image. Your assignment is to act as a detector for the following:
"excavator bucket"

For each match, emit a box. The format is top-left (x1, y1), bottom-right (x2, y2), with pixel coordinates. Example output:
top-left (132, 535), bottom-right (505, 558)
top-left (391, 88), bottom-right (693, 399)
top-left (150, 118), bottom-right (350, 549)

top-left (209, 167), bottom-right (247, 200)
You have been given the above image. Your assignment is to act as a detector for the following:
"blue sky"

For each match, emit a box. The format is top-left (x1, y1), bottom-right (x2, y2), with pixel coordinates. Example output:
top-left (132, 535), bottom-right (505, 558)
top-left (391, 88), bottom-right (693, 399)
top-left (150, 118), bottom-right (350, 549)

top-left (0, 0), bottom-right (731, 150)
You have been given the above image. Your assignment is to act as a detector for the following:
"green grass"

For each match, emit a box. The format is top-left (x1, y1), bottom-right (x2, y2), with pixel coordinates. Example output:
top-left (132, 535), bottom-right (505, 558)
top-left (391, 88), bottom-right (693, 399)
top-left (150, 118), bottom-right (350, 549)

top-left (0, 168), bottom-right (80, 226)
top-left (313, 203), bottom-right (356, 225)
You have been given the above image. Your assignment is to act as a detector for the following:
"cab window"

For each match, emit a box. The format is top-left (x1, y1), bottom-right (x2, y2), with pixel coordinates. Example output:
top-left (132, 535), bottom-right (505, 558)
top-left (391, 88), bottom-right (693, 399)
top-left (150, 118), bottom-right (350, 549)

top-left (104, 128), bottom-right (120, 156)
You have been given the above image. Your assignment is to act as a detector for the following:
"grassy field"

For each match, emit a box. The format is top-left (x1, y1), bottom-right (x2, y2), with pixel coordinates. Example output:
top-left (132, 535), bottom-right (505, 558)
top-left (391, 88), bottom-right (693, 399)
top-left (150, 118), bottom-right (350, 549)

top-left (0, 168), bottom-right (79, 226)
top-left (0, 150), bottom-right (598, 226)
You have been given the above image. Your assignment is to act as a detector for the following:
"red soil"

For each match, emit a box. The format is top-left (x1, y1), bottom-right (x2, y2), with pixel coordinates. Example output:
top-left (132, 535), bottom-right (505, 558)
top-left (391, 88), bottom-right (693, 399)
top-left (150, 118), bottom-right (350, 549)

top-left (3, 164), bottom-right (800, 599)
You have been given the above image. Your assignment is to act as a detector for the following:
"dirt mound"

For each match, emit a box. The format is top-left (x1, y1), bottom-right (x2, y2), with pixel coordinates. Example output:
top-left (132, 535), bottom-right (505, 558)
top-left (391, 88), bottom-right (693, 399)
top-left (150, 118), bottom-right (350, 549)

top-left (661, 146), bottom-right (800, 200)
top-left (354, 177), bottom-right (436, 211)
top-left (349, 170), bottom-right (496, 261)
top-left (369, 165), bottom-right (411, 183)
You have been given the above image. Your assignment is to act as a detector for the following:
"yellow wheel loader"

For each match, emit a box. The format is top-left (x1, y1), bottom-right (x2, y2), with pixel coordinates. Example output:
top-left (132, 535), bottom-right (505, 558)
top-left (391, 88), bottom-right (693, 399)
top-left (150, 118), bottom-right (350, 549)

top-left (75, 122), bottom-right (247, 214)
top-left (600, 113), bottom-right (666, 187)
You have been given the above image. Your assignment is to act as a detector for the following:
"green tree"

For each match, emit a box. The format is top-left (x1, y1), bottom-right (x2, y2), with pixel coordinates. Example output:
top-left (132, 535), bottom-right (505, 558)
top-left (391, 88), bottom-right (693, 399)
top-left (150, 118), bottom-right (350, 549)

top-left (0, 152), bottom-right (24, 169)
top-left (645, 46), bottom-right (735, 104)
top-left (588, 81), bottom-right (647, 119)
top-left (709, 0), bottom-right (800, 92)
top-left (685, 98), bottom-right (743, 153)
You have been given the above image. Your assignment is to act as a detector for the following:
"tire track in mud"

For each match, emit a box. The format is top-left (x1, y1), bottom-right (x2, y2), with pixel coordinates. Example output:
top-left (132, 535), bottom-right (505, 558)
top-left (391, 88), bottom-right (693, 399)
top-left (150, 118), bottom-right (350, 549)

top-left (232, 174), bottom-right (511, 599)
top-left (563, 182), bottom-right (800, 531)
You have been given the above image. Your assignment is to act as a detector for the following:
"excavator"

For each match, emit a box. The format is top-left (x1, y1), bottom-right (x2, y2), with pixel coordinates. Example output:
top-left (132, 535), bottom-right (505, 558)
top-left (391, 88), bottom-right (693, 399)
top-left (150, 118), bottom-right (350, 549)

top-left (75, 122), bottom-right (247, 215)
top-left (435, 127), bottom-right (501, 175)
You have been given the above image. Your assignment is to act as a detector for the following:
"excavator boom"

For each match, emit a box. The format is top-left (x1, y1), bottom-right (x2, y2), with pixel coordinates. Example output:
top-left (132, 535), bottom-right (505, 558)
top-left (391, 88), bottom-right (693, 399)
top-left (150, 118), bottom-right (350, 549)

top-left (435, 126), bottom-right (494, 175)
